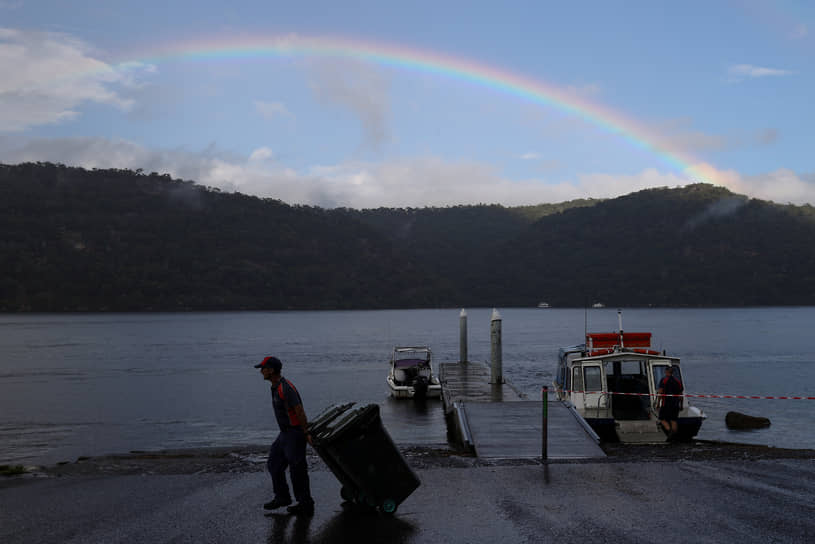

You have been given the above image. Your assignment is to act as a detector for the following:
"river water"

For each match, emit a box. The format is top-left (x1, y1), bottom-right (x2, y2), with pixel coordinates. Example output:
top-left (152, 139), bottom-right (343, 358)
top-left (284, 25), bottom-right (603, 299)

top-left (1, 308), bottom-right (814, 465)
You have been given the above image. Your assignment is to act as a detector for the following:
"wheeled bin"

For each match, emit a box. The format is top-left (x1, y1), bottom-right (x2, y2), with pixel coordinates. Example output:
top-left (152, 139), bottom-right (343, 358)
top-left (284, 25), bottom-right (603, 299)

top-left (308, 402), bottom-right (420, 515)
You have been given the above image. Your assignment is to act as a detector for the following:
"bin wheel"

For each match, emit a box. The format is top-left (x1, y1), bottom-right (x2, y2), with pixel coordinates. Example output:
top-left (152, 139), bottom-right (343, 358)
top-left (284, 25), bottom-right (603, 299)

top-left (357, 491), bottom-right (376, 508)
top-left (340, 486), bottom-right (355, 502)
top-left (379, 499), bottom-right (397, 515)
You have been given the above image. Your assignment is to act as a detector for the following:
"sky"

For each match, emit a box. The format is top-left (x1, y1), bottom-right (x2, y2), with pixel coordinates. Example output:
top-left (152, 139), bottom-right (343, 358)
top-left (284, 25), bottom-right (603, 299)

top-left (0, 0), bottom-right (813, 208)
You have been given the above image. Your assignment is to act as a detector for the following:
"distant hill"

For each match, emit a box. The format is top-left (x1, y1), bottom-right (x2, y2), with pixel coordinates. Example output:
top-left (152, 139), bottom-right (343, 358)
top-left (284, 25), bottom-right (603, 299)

top-left (491, 183), bottom-right (815, 307)
top-left (0, 163), bottom-right (436, 310)
top-left (2, 162), bottom-right (814, 311)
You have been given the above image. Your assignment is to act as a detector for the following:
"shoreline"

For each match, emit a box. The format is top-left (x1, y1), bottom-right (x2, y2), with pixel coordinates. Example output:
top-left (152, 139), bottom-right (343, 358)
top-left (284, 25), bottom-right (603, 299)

top-left (4, 439), bottom-right (814, 483)
top-left (4, 440), bottom-right (815, 542)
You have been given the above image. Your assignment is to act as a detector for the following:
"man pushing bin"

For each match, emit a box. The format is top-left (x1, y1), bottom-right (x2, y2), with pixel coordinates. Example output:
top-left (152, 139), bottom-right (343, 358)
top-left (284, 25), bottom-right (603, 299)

top-left (255, 356), bottom-right (315, 516)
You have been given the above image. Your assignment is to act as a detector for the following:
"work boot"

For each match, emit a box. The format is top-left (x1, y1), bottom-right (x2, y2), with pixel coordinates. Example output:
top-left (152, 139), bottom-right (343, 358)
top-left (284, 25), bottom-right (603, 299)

top-left (263, 497), bottom-right (292, 510)
top-left (287, 502), bottom-right (315, 516)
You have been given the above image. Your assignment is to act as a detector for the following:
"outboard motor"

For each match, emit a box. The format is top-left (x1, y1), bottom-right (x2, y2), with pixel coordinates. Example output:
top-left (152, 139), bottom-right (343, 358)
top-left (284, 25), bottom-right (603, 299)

top-left (413, 375), bottom-right (429, 399)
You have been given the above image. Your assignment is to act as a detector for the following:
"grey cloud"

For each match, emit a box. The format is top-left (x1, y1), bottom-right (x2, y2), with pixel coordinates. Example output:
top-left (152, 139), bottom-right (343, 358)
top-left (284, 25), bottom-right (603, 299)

top-left (651, 118), bottom-right (730, 153)
top-left (2, 137), bottom-right (228, 181)
top-left (660, 130), bottom-right (728, 153)
top-left (4, 136), bottom-right (815, 209)
top-left (306, 58), bottom-right (390, 150)
top-left (650, 119), bottom-right (782, 154)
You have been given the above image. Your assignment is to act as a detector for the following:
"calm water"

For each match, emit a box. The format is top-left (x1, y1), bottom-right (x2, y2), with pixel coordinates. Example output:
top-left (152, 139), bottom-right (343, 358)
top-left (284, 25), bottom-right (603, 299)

top-left (2, 308), bottom-right (814, 465)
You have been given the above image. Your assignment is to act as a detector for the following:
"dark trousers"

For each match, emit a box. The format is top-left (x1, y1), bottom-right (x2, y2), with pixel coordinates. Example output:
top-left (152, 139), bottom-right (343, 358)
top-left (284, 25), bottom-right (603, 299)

top-left (267, 430), bottom-right (313, 505)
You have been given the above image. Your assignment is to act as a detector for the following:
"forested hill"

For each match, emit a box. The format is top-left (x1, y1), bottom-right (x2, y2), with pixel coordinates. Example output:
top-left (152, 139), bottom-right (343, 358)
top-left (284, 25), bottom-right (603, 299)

top-left (494, 184), bottom-right (815, 307)
top-left (0, 163), bottom-right (438, 310)
top-left (2, 162), bottom-right (815, 311)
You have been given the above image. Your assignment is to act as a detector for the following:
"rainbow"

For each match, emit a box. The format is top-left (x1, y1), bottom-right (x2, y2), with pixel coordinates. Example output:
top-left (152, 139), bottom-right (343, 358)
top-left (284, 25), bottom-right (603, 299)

top-left (117, 34), bottom-right (717, 184)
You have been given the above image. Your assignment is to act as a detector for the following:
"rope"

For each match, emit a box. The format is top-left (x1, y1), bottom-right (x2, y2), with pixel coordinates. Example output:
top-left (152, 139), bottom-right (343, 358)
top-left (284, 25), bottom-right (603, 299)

top-left (554, 389), bottom-right (815, 400)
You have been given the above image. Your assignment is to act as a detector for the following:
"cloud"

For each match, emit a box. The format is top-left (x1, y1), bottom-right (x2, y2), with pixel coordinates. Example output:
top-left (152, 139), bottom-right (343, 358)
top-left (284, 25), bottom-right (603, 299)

top-left (0, 27), bottom-right (154, 131)
top-left (254, 100), bottom-right (291, 120)
top-left (656, 130), bottom-right (728, 153)
top-left (306, 57), bottom-right (391, 150)
top-left (647, 120), bottom-right (780, 154)
top-left (517, 153), bottom-right (562, 173)
top-left (648, 118), bottom-right (729, 153)
top-left (723, 168), bottom-right (815, 205)
top-left (728, 64), bottom-right (794, 79)
top-left (248, 146), bottom-right (275, 162)
top-left (3, 137), bottom-right (815, 208)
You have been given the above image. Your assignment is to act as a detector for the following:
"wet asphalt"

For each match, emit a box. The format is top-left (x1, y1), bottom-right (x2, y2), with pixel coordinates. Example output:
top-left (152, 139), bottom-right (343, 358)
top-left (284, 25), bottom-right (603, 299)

top-left (2, 455), bottom-right (814, 543)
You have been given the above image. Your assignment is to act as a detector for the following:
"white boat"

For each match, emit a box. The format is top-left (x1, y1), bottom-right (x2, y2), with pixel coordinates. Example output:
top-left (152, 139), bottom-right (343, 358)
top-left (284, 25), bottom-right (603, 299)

top-left (387, 346), bottom-right (442, 399)
top-left (537, 302), bottom-right (551, 308)
top-left (554, 312), bottom-right (705, 443)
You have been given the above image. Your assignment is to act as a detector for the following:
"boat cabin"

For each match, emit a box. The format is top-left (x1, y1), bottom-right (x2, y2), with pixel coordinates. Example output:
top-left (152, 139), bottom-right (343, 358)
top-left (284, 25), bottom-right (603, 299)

top-left (387, 346), bottom-right (442, 399)
top-left (390, 347), bottom-right (432, 385)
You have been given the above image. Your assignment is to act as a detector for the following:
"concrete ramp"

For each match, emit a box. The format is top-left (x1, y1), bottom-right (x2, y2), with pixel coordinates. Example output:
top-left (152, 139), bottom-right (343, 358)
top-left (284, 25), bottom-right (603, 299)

top-left (463, 400), bottom-right (606, 460)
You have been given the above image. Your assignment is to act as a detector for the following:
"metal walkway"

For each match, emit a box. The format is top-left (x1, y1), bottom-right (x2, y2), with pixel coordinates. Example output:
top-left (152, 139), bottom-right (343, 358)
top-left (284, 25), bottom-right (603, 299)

top-left (463, 399), bottom-right (605, 459)
top-left (440, 361), bottom-right (606, 460)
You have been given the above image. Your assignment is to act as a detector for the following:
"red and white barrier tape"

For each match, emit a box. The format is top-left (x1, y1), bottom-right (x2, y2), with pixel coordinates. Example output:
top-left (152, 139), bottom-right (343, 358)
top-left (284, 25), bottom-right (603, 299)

top-left (548, 389), bottom-right (815, 400)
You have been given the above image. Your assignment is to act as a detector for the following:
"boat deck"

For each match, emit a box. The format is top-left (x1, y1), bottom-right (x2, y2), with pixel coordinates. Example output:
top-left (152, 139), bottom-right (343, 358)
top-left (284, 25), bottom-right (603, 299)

top-left (439, 361), bottom-right (606, 460)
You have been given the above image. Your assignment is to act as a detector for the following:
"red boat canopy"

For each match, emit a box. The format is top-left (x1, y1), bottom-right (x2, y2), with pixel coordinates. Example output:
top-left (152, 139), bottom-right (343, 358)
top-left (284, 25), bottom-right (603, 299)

top-left (587, 332), bottom-right (652, 349)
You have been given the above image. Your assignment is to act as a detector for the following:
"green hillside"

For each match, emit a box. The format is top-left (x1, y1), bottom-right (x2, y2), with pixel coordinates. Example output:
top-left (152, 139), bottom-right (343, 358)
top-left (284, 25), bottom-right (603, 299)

top-left (2, 162), bottom-right (814, 311)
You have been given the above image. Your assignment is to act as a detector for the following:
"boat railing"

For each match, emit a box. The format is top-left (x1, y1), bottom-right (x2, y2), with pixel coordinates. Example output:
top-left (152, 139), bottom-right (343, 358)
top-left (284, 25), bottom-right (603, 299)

top-left (583, 391), bottom-right (609, 416)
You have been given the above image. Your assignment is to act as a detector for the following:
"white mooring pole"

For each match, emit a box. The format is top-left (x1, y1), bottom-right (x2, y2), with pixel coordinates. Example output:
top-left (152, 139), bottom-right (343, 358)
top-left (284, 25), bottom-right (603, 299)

top-left (490, 308), bottom-right (503, 384)
top-left (459, 309), bottom-right (468, 363)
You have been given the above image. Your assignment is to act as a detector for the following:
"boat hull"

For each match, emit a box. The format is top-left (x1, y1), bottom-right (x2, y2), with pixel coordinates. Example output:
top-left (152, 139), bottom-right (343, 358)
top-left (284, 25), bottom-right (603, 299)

top-left (387, 377), bottom-right (442, 399)
top-left (584, 415), bottom-right (705, 443)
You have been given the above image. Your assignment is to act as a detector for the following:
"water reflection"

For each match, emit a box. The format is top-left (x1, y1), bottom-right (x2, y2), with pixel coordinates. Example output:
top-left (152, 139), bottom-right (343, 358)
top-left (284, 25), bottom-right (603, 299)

top-left (266, 512), bottom-right (312, 544)
top-left (378, 396), bottom-right (446, 446)
top-left (310, 502), bottom-right (416, 544)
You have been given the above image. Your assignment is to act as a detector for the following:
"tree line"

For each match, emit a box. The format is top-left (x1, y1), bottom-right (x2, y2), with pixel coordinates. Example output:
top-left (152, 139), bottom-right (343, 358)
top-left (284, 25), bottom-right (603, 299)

top-left (2, 162), bottom-right (814, 311)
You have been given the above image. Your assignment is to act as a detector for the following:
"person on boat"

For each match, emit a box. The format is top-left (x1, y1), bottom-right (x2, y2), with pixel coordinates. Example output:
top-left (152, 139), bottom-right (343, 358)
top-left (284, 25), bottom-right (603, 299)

top-left (657, 365), bottom-right (684, 440)
top-left (255, 355), bottom-right (315, 516)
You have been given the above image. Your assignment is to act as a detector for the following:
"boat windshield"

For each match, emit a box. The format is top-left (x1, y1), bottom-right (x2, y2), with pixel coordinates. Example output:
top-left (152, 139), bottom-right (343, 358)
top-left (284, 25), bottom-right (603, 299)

top-left (393, 358), bottom-right (428, 369)
top-left (603, 360), bottom-right (650, 395)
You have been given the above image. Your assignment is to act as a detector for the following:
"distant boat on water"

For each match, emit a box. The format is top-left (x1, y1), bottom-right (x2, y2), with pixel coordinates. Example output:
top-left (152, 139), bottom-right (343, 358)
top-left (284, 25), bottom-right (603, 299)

top-left (537, 302), bottom-right (551, 308)
top-left (592, 302), bottom-right (605, 308)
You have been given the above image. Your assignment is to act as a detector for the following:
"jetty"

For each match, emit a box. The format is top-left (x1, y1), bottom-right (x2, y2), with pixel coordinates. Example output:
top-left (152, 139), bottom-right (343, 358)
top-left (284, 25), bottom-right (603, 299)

top-left (440, 309), bottom-right (605, 460)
